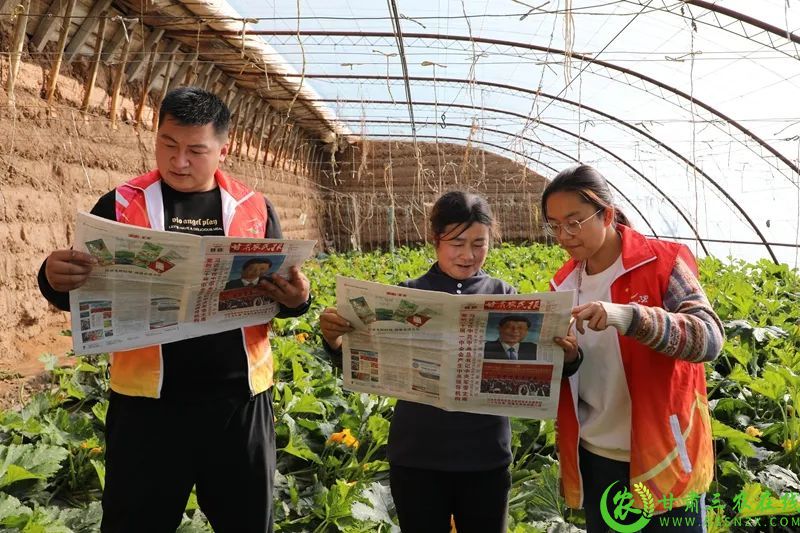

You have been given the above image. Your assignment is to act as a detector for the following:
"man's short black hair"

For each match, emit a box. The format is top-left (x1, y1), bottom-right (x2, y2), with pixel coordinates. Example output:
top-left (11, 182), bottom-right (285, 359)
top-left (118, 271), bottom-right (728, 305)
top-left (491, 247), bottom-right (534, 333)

top-left (499, 315), bottom-right (531, 328)
top-left (159, 86), bottom-right (230, 138)
top-left (241, 258), bottom-right (273, 271)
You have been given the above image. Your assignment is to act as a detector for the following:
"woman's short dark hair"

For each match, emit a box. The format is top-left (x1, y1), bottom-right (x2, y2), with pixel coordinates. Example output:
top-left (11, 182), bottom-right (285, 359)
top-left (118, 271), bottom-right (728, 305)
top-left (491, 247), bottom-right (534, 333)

top-left (430, 191), bottom-right (495, 241)
top-left (159, 87), bottom-right (230, 138)
top-left (540, 165), bottom-right (631, 227)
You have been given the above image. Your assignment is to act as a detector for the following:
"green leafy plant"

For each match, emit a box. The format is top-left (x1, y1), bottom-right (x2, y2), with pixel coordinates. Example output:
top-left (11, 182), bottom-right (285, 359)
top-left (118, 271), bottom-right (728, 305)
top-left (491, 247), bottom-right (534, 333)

top-left (0, 247), bottom-right (797, 531)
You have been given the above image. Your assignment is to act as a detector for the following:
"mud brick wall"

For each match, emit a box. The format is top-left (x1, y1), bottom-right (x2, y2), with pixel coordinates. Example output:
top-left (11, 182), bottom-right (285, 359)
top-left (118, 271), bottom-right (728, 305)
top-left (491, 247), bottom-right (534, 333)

top-left (0, 62), bottom-right (326, 365)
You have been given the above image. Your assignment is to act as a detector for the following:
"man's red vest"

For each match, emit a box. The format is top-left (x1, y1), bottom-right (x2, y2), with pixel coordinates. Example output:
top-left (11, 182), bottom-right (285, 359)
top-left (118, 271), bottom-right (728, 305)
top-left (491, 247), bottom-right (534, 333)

top-left (110, 169), bottom-right (273, 398)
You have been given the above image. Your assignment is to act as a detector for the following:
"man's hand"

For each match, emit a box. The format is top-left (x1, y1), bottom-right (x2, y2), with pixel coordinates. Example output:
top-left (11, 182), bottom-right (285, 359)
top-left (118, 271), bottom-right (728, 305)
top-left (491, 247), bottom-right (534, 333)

top-left (319, 307), bottom-right (353, 351)
top-left (45, 249), bottom-right (97, 292)
top-left (257, 266), bottom-right (310, 309)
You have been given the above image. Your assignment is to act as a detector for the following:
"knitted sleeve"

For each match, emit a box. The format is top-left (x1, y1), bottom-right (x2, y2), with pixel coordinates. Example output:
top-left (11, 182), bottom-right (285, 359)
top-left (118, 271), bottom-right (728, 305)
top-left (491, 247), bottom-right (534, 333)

top-left (624, 252), bottom-right (724, 363)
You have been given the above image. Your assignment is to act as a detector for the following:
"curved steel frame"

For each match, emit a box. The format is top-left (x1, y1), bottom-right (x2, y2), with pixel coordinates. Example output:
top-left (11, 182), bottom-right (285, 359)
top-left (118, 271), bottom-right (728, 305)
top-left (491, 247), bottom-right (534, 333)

top-left (219, 30), bottom-right (799, 181)
top-left (256, 32), bottom-right (798, 185)
top-left (340, 119), bottom-right (660, 239)
top-left (260, 77), bottom-right (775, 262)
top-left (367, 132), bottom-right (660, 239)
top-left (372, 132), bottom-right (800, 249)
top-left (683, 0), bottom-right (800, 47)
top-left (271, 94), bottom-right (736, 256)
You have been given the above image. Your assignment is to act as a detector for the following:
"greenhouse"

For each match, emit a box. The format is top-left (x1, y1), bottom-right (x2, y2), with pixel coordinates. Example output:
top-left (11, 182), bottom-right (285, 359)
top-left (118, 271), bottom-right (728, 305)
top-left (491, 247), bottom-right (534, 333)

top-left (0, 0), bottom-right (798, 531)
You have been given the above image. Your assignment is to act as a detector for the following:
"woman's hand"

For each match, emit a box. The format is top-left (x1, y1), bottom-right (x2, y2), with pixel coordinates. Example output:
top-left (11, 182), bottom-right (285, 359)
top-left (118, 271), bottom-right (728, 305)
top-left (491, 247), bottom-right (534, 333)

top-left (571, 301), bottom-right (609, 334)
top-left (554, 319), bottom-right (579, 363)
top-left (319, 307), bottom-right (354, 350)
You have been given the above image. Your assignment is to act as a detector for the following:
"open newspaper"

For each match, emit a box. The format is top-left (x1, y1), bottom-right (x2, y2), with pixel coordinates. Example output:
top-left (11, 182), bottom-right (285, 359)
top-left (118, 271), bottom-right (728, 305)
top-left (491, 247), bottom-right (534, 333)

top-left (336, 276), bottom-right (575, 419)
top-left (70, 212), bottom-right (316, 355)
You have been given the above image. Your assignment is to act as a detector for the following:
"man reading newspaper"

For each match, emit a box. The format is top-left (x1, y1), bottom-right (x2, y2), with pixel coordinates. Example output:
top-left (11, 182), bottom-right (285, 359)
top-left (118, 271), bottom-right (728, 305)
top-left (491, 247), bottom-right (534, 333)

top-left (37, 87), bottom-right (311, 533)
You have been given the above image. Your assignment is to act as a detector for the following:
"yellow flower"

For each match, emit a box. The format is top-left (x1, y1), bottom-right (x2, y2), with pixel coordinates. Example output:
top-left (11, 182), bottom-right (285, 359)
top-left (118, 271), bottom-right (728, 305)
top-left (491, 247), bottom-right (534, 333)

top-left (745, 426), bottom-right (763, 438)
top-left (79, 441), bottom-right (91, 449)
top-left (90, 447), bottom-right (103, 455)
top-left (783, 439), bottom-right (798, 452)
top-left (295, 333), bottom-right (309, 343)
top-left (327, 428), bottom-right (360, 448)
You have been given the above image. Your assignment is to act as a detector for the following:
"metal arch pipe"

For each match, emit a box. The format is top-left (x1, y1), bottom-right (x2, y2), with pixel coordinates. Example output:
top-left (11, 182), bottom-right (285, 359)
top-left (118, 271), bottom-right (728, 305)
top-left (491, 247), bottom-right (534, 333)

top-left (350, 119), bottom-right (661, 237)
top-left (374, 134), bottom-right (656, 240)
top-left (346, 114), bottom-right (579, 165)
top-left (367, 132), bottom-right (558, 172)
top-left (683, 0), bottom-right (800, 46)
top-left (260, 78), bottom-right (774, 262)
top-left (212, 30), bottom-right (800, 180)
top-left (270, 96), bottom-right (711, 253)
top-left (183, 33), bottom-right (340, 138)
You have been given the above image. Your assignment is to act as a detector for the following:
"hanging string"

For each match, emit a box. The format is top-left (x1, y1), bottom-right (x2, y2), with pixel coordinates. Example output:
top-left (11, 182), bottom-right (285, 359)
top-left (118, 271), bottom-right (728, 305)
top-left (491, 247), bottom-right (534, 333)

top-left (688, 5), bottom-right (701, 258)
top-left (286, 0), bottom-right (306, 119)
top-left (563, 0), bottom-right (574, 86)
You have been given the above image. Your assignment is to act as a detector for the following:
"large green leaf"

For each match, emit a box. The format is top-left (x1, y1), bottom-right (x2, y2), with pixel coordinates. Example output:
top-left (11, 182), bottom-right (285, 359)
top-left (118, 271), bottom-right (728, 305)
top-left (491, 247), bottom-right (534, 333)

top-left (90, 459), bottom-right (105, 490)
top-left (367, 415), bottom-right (390, 447)
top-left (749, 368), bottom-right (788, 402)
top-left (711, 419), bottom-right (757, 458)
top-left (350, 482), bottom-right (397, 531)
top-left (10, 506), bottom-right (72, 533)
top-left (279, 415), bottom-right (321, 464)
top-left (91, 401), bottom-right (108, 425)
top-left (0, 464), bottom-right (45, 488)
top-left (286, 393), bottom-right (326, 416)
top-left (0, 444), bottom-right (69, 488)
top-left (42, 409), bottom-right (96, 447)
top-left (59, 502), bottom-right (103, 532)
top-left (756, 464), bottom-right (800, 496)
top-left (177, 510), bottom-right (213, 532)
top-left (0, 494), bottom-right (32, 528)
top-left (509, 462), bottom-right (565, 522)
top-left (735, 482), bottom-right (791, 518)
top-left (0, 412), bottom-right (45, 440)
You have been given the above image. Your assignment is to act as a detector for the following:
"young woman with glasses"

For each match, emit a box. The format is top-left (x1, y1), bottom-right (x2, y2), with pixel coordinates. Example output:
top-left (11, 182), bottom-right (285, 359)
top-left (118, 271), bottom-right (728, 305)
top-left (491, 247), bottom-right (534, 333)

top-left (543, 165), bottom-right (724, 532)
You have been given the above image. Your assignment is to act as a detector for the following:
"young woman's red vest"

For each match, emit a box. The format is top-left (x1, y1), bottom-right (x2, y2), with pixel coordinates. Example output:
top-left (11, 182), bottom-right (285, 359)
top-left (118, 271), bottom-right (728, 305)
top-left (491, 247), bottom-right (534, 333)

top-left (551, 225), bottom-right (714, 512)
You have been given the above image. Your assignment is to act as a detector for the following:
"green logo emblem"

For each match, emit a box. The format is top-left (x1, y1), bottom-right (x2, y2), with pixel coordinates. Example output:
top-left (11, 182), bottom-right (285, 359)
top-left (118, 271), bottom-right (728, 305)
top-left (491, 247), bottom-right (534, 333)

top-left (599, 481), bottom-right (655, 533)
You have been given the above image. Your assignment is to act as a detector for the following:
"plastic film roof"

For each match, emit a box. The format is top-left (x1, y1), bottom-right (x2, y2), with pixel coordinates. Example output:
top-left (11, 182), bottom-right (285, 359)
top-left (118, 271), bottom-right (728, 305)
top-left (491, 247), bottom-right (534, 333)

top-left (227, 0), bottom-right (800, 265)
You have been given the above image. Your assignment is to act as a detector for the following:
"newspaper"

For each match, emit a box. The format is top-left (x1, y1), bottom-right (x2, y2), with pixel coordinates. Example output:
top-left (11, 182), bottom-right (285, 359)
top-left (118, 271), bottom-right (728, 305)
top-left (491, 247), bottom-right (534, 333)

top-left (69, 212), bottom-right (316, 355)
top-left (336, 276), bottom-right (576, 419)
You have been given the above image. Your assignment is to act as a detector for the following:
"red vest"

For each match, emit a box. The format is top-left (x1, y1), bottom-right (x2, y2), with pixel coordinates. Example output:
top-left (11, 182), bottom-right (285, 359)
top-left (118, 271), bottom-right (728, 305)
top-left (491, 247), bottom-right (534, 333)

top-left (551, 225), bottom-right (714, 512)
top-left (110, 169), bottom-right (274, 398)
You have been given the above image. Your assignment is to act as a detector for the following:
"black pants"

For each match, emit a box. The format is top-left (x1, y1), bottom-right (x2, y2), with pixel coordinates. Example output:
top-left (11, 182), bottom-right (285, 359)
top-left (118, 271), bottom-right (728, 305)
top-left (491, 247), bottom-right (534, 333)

top-left (101, 391), bottom-right (276, 533)
top-left (580, 446), bottom-right (705, 533)
top-left (389, 464), bottom-right (511, 533)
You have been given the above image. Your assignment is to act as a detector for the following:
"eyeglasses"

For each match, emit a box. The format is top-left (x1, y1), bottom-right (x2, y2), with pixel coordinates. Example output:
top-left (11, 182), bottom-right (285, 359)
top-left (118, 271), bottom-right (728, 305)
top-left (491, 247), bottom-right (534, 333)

top-left (543, 209), bottom-right (603, 238)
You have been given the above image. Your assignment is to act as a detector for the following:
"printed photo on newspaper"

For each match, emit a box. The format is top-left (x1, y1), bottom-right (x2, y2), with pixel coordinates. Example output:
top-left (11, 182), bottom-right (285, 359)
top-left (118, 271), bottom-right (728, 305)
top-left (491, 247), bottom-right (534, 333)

top-left (336, 276), bottom-right (575, 419)
top-left (70, 212), bottom-right (316, 355)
